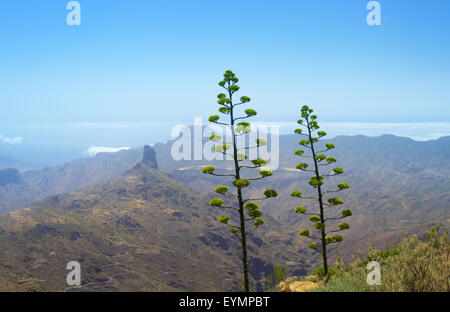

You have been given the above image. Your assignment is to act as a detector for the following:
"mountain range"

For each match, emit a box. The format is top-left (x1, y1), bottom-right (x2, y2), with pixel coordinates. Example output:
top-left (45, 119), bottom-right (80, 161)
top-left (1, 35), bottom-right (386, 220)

top-left (0, 134), bottom-right (448, 290)
top-left (0, 146), bottom-right (309, 291)
top-left (161, 134), bottom-right (450, 258)
top-left (0, 149), bottom-right (142, 213)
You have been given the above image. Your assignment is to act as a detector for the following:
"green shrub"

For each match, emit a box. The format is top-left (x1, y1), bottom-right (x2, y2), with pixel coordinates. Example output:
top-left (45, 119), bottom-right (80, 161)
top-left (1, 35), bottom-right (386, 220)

top-left (267, 264), bottom-right (288, 290)
top-left (314, 225), bottom-right (449, 292)
top-left (313, 266), bottom-right (338, 279)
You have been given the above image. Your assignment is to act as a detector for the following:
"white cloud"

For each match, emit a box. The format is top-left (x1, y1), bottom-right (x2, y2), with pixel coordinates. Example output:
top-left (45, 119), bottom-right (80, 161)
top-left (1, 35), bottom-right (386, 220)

top-left (0, 134), bottom-right (23, 144)
top-left (85, 146), bottom-right (130, 157)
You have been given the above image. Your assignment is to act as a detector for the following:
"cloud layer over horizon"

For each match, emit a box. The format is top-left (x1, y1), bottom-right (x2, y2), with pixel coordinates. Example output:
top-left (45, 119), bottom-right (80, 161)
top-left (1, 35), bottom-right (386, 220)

top-left (0, 134), bottom-right (23, 144)
top-left (85, 146), bottom-right (131, 157)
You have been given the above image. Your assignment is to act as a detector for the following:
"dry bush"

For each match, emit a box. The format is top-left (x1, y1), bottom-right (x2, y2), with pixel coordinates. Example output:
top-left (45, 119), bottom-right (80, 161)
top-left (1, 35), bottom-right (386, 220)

top-left (315, 225), bottom-right (449, 292)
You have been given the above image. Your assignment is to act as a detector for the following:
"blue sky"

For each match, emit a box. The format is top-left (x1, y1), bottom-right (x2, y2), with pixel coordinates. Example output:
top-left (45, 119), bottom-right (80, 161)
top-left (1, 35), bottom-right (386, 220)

top-left (0, 0), bottom-right (449, 164)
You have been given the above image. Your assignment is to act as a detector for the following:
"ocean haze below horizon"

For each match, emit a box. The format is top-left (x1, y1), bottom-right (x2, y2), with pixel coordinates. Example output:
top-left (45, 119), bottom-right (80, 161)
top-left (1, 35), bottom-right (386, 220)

top-left (1, 121), bottom-right (449, 168)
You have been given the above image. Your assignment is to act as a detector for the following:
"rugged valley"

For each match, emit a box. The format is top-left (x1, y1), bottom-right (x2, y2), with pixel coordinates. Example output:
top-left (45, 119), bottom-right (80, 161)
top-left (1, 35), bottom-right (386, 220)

top-left (0, 146), bottom-right (309, 291)
top-left (0, 134), bottom-right (448, 290)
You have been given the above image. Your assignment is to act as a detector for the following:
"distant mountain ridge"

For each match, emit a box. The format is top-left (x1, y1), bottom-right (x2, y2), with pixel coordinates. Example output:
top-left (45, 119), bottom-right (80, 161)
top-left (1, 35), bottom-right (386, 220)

top-left (0, 169), bottom-right (21, 186)
top-left (0, 134), bottom-right (448, 265)
top-left (2, 135), bottom-right (448, 213)
top-left (155, 134), bottom-right (450, 259)
top-left (0, 154), bottom-right (37, 172)
top-left (0, 148), bottom-right (143, 213)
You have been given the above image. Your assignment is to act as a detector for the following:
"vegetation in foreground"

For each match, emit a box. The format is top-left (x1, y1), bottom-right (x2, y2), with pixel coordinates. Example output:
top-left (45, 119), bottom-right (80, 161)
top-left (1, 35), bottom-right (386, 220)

top-left (311, 225), bottom-right (449, 292)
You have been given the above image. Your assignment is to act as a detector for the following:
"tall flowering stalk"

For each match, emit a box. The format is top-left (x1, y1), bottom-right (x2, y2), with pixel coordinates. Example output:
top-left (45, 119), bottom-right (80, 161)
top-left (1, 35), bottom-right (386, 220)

top-left (203, 70), bottom-right (277, 291)
top-left (292, 105), bottom-right (352, 282)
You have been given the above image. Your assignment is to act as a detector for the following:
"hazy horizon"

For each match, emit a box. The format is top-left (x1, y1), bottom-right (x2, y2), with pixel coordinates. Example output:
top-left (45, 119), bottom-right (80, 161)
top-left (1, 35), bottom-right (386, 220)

top-left (1, 121), bottom-right (449, 167)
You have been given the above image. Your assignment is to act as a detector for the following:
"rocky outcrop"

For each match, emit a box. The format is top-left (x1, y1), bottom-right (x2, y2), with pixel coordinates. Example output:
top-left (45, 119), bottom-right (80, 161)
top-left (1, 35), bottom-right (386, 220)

top-left (128, 145), bottom-right (158, 172)
top-left (142, 145), bottom-right (158, 169)
top-left (276, 276), bottom-right (321, 292)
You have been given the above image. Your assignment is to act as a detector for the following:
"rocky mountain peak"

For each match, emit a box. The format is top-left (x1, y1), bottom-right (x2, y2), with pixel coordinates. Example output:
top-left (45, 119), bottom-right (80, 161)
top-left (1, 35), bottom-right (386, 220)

top-left (141, 145), bottom-right (158, 169)
top-left (126, 145), bottom-right (158, 174)
top-left (142, 145), bottom-right (158, 169)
